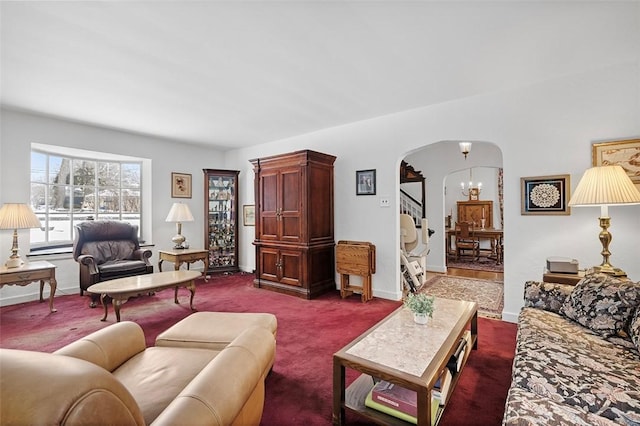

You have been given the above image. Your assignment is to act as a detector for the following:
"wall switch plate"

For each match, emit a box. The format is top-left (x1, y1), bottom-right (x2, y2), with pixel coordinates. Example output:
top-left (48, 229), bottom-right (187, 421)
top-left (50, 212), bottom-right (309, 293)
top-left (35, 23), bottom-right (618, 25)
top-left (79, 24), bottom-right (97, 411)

top-left (379, 197), bottom-right (390, 207)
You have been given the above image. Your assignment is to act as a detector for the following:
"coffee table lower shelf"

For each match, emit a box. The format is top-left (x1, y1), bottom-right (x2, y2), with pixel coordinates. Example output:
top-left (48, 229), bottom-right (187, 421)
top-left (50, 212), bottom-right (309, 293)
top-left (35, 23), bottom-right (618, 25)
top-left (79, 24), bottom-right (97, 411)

top-left (345, 374), bottom-right (444, 425)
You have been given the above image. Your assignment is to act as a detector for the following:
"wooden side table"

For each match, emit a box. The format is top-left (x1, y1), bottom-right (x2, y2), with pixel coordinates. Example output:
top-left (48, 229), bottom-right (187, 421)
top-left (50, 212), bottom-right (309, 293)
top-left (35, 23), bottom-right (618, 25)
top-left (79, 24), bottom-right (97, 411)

top-left (336, 241), bottom-right (376, 303)
top-left (158, 249), bottom-right (209, 281)
top-left (0, 261), bottom-right (57, 312)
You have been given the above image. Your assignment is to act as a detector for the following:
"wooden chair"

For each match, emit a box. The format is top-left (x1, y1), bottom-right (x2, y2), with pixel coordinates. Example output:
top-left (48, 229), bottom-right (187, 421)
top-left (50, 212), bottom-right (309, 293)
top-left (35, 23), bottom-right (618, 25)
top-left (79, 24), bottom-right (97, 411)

top-left (455, 222), bottom-right (480, 261)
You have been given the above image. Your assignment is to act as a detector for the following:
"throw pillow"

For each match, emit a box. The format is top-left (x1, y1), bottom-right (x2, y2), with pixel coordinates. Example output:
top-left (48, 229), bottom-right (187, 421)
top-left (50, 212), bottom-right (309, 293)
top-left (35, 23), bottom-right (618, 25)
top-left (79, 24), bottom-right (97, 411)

top-left (524, 280), bottom-right (573, 314)
top-left (560, 273), bottom-right (640, 338)
top-left (629, 307), bottom-right (640, 352)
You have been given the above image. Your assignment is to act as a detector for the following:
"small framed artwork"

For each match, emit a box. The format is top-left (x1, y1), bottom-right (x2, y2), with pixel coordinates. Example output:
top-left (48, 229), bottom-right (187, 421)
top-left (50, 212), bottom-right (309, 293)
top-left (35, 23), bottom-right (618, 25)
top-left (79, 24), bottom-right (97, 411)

top-left (469, 187), bottom-right (480, 201)
top-left (521, 174), bottom-right (571, 215)
top-left (592, 138), bottom-right (640, 188)
top-left (243, 205), bottom-right (255, 226)
top-left (171, 172), bottom-right (192, 198)
top-left (356, 169), bottom-right (376, 195)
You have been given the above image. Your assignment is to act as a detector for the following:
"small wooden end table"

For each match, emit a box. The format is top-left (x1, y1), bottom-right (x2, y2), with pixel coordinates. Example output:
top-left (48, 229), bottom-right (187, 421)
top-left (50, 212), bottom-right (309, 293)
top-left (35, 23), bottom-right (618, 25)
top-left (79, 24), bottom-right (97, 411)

top-left (0, 261), bottom-right (57, 313)
top-left (87, 270), bottom-right (201, 322)
top-left (158, 249), bottom-right (209, 281)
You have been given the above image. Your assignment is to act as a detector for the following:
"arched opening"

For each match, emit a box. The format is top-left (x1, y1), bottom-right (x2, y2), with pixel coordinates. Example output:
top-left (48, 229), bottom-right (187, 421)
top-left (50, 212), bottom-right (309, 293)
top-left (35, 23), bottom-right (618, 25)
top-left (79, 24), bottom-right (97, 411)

top-left (399, 140), bottom-right (504, 317)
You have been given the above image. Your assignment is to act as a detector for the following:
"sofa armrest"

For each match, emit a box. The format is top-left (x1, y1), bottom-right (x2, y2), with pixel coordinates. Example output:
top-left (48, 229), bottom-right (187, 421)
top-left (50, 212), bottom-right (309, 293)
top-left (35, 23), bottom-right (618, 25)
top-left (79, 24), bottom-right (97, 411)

top-left (524, 280), bottom-right (574, 314)
top-left (132, 248), bottom-right (153, 265)
top-left (54, 321), bottom-right (147, 372)
top-left (151, 327), bottom-right (276, 426)
top-left (0, 349), bottom-right (145, 426)
top-left (77, 254), bottom-right (99, 275)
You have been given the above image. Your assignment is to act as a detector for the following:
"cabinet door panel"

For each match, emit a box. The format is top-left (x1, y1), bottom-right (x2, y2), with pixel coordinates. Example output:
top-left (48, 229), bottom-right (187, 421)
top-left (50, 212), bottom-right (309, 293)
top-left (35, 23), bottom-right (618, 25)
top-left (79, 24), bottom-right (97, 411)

top-left (280, 249), bottom-right (302, 287)
top-left (259, 172), bottom-right (279, 240)
top-left (258, 247), bottom-right (279, 282)
top-left (280, 168), bottom-right (302, 242)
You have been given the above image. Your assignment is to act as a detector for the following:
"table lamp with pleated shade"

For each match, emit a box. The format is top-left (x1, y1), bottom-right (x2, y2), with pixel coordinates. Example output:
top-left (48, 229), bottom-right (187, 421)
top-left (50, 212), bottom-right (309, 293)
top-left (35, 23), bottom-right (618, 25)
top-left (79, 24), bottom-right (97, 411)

top-left (0, 203), bottom-right (42, 268)
top-left (568, 165), bottom-right (640, 276)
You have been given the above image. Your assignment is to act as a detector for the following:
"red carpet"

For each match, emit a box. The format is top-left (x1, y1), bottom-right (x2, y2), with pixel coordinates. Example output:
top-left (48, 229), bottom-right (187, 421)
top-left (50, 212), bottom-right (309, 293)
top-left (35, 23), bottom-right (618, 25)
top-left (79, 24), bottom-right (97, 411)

top-left (0, 272), bottom-right (517, 425)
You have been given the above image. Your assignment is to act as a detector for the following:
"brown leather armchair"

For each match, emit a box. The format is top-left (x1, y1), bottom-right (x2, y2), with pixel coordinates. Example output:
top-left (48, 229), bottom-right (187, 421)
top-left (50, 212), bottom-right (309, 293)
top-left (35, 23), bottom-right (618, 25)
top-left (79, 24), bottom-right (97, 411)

top-left (73, 220), bottom-right (153, 307)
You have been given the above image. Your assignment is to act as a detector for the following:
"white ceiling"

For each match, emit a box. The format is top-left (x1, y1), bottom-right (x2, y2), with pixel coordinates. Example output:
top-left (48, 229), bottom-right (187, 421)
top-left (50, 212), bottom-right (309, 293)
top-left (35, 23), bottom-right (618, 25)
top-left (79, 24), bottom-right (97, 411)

top-left (1, 1), bottom-right (638, 150)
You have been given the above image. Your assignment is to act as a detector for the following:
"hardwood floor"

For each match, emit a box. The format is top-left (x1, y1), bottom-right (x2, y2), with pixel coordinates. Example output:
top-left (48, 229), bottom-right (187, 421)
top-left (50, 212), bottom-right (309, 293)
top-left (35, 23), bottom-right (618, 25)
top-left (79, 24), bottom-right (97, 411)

top-left (427, 267), bottom-right (503, 282)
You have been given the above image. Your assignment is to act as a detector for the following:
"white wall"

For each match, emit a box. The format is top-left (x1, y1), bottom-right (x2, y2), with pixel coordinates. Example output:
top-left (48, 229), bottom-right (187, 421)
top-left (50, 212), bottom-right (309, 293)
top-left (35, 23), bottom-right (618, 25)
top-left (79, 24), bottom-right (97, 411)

top-left (1, 66), bottom-right (639, 324)
top-left (225, 63), bottom-right (640, 323)
top-left (0, 108), bottom-right (225, 305)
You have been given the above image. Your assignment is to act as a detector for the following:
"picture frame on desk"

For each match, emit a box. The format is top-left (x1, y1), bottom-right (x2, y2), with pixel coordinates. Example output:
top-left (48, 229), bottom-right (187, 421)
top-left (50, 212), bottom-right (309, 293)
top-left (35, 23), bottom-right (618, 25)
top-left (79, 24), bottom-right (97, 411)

top-left (520, 174), bottom-right (570, 216)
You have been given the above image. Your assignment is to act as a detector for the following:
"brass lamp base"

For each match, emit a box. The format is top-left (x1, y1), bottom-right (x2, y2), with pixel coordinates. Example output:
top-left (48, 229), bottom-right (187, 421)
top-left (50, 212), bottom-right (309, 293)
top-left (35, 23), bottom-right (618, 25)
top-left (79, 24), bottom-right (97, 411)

top-left (594, 216), bottom-right (627, 277)
top-left (593, 264), bottom-right (627, 277)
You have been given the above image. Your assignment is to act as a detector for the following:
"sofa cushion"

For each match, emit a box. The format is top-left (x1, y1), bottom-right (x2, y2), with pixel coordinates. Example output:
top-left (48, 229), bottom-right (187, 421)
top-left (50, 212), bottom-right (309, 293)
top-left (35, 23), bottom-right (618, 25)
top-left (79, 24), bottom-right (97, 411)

top-left (512, 308), bottom-right (640, 424)
top-left (630, 307), bottom-right (640, 352)
top-left (503, 386), bottom-right (620, 426)
top-left (81, 240), bottom-right (137, 264)
top-left (113, 347), bottom-right (219, 425)
top-left (560, 273), bottom-right (640, 337)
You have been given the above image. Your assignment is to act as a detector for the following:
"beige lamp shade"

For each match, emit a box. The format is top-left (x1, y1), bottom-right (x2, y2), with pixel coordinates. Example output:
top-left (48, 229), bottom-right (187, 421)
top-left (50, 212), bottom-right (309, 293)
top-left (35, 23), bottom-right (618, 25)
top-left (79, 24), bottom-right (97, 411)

top-left (0, 203), bottom-right (42, 268)
top-left (0, 203), bottom-right (42, 230)
top-left (165, 203), bottom-right (193, 249)
top-left (569, 165), bottom-right (640, 209)
top-left (165, 202), bottom-right (194, 223)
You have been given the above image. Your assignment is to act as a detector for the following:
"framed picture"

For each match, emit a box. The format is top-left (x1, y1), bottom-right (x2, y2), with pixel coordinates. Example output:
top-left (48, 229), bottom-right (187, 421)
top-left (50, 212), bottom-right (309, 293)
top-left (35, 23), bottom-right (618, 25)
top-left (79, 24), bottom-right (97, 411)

top-left (469, 187), bottom-right (480, 201)
top-left (243, 205), bottom-right (255, 226)
top-left (592, 138), bottom-right (640, 188)
top-left (521, 174), bottom-right (571, 215)
top-left (356, 169), bottom-right (376, 195)
top-left (171, 172), bottom-right (192, 198)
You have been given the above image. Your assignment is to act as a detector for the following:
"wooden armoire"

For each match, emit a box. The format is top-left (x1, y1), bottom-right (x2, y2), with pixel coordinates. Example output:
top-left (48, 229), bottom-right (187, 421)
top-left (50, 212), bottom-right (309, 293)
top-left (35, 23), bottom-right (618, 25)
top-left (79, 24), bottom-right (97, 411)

top-left (250, 150), bottom-right (336, 299)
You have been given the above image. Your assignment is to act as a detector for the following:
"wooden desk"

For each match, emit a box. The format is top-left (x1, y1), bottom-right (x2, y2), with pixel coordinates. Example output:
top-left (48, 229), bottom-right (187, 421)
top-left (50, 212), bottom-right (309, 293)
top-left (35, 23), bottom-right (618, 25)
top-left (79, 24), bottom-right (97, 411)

top-left (158, 249), bottom-right (209, 281)
top-left (0, 261), bottom-right (57, 313)
top-left (446, 227), bottom-right (503, 258)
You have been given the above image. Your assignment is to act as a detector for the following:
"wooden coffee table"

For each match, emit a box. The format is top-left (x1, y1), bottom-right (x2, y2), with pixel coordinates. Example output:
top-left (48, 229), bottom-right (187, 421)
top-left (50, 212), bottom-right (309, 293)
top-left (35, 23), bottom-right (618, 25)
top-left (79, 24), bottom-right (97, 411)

top-left (333, 298), bottom-right (477, 426)
top-left (87, 270), bottom-right (201, 322)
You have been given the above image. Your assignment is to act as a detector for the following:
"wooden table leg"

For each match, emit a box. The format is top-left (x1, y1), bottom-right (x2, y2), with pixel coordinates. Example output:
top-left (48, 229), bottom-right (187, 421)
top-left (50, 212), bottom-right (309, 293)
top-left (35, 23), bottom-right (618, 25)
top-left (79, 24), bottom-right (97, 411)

top-left (47, 278), bottom-right (57, 313)
top-left (332, 358), bottom-right (346, 425)
top-left (100, 294), bottom-right (109, 321)
top-left (186, 280), bottom-right (196, 311)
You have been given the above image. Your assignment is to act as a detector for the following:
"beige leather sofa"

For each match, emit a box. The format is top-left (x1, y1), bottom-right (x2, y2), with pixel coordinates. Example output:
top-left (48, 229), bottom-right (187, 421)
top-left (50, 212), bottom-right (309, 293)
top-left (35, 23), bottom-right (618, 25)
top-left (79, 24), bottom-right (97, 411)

top-left (0, 321), bottom-right (276, 425)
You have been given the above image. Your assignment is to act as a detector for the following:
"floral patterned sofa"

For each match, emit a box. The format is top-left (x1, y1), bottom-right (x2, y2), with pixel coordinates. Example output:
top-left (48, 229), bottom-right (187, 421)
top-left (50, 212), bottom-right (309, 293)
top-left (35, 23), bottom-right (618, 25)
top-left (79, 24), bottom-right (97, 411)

top-left (502, 273), bottom-right (640, 425)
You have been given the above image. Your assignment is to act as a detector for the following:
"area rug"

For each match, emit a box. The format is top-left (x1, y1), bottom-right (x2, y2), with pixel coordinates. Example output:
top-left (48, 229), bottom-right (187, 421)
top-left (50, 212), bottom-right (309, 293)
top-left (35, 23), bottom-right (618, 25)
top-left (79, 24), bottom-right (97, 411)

top-left (419, 275), bottom-right (504, 319)
top-left (447, 256), bottom-right (503, 273)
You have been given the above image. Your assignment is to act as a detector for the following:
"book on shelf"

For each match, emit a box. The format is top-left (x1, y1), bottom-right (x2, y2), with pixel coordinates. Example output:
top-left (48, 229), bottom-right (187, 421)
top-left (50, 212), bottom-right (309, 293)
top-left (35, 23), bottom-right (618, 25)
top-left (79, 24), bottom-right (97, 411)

top-left (432, 368), bottom-right (453, 405)
top-left (446, 336), bottom-right (468, 373)
top-left (365, 386), bottom-right (441, 426)
top-left (370, 380), bottom-right (418, 417)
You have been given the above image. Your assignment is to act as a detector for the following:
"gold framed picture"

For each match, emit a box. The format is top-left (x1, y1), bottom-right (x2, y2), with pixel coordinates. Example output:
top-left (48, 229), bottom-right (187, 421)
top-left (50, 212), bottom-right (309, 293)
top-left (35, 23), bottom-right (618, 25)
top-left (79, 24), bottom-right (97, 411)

top-left (243, 205), bottom-right (255, 226)
top-left (521, 174), bottom-right (571, 215)
top-left (171, 172), bottom-right (192, 198)
top-left (592, 138), bottom-right (640, 188)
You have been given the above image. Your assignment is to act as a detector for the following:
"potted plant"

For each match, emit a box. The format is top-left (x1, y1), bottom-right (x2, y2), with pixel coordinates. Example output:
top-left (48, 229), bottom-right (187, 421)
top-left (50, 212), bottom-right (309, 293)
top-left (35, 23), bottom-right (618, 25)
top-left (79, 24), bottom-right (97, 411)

top-left (404, 293), bottom-right (435, 324)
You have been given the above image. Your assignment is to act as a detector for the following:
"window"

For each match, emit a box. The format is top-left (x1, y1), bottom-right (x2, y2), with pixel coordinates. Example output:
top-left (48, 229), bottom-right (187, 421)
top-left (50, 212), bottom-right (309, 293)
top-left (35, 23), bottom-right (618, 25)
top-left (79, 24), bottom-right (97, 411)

top-left (30, 146), bottom-right (144, 249)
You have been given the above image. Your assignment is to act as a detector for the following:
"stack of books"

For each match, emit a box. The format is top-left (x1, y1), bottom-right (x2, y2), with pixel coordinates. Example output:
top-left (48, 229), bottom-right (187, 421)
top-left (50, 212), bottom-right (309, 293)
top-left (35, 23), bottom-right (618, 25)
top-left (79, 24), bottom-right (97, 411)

top-left (365, 380), bottom-right (443, 425)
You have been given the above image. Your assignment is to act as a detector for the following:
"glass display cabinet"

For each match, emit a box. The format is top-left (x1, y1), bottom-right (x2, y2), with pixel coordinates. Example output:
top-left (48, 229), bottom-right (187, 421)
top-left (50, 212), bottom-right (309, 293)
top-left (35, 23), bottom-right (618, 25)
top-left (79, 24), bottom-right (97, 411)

top-left (203, 169), bottom-right (239, 274)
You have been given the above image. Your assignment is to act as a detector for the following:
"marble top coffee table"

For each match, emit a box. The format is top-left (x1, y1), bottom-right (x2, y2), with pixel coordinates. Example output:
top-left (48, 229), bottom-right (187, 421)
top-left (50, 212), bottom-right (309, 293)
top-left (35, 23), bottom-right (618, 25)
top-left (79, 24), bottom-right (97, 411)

top-left (333, 297), bottom-right (478, 426)
top-left (87, 270), bottom-right (201, 322)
